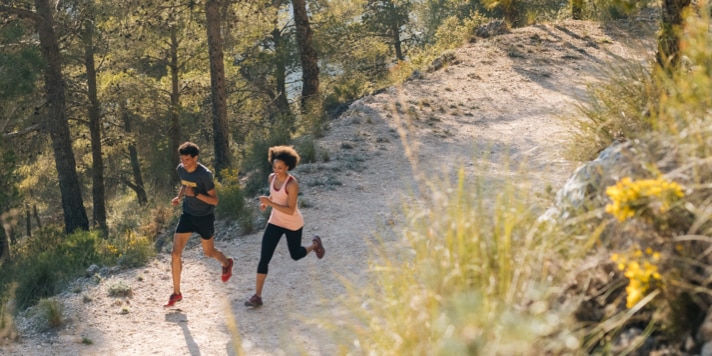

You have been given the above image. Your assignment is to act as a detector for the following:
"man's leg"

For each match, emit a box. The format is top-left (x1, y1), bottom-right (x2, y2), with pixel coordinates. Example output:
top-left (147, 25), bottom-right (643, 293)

top-left (171, 232), bottom-right (191, 294)
top-left (201, 236), bottom-right (229, 265)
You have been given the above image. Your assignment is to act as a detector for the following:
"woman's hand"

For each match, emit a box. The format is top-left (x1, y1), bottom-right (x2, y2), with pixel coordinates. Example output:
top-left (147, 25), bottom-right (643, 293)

top-left (258, 196), bottom-right (271, 211)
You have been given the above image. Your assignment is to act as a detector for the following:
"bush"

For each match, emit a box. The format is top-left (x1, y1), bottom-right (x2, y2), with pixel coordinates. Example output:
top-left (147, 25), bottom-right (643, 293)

top-left (36, 298), bottom-right (63, 329)
top-left (568, 60), bottom-right (656, 161)
top-left (108, 281), bottom-right (133, 298)
top-left (560, 10), bottom-right (712, 353)
top-left (339, 170), bottom-right (581, 354)
top-left (7, 228), bottom-right (104, 310)
top-left (114, 232), bottom-right (155, 268)
top-left (216, 169), bottom-right (255, 235)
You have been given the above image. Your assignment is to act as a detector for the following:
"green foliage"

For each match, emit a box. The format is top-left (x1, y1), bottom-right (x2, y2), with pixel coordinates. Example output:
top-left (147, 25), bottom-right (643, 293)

top-left (340, 170), bottom-right (580, 354)
top-left (107, 281), bottom-right (133, 297)
top-left (323, 72), bottom-right (377, 115)
top-left (36, 298), bottom-right (63, 329)
top-left (588, 0), bottom-right (654, 20)
top-left (8, 229), bottom-right (103, 310)
top-left (113, 232), bottom-right (155, 268)
top-left (563, 10), bottom-right (712, 351)
top-left (215, 169), bottom-right (255, 234)
top-left (0, 148), bottom-right (19, 214)
top-left (568, 61), bottom-right (656, 161)
top-left (294, 136), bottom-right (317, 164)
top-left (0, 24), bottom-right (44, 99)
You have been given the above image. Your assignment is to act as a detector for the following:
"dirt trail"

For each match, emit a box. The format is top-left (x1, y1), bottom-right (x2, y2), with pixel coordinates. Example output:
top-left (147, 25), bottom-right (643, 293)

top-left (1, 19), bottom-right (655, 355)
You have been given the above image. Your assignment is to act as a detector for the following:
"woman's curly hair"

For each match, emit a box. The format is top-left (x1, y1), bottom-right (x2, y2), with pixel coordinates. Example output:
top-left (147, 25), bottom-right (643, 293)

top-left (268, 145), bottom-right (300, 170)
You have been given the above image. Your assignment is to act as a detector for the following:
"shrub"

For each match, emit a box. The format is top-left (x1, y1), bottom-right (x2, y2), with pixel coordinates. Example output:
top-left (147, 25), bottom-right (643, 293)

top-left (9, 228), bottom-right (103, 310)
top-left (108, 281), bottom-right (133, 298)
top-left (114, 231), bottom-right (155, 268)
top-left (568, 61), bottom-right (656, 161)
top-left (36, 298), bottom-right (63, 329)
top-left (567, 10), bottom-right (712, 353)
top-left (216, 169), bottom-right (255, 235)
top-left (339, 170), bottom-right (581, 354)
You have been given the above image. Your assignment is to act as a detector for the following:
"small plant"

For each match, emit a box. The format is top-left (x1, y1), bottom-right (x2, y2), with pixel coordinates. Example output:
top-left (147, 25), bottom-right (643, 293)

top-left (108, 281), bottom-right (133, 298)
top-left (81, 336), bottom-right (93, 345)
top-left (82, 294), bottom-right (92, 303)
top-left (611, 248), bottom-right (662, 308)
top-left (37, 298), bottom-right (63, 328)
top-left (605, 177), bottom-right (684, 222)
top-left (92, 273), bottom-right (103, 284)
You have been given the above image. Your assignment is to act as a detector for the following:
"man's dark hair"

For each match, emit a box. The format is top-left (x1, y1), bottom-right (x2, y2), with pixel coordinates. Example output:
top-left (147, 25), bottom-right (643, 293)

top-left (268, 145), bottom-right (300, 170)
top-left (179, 142), bottom-right (200, 157)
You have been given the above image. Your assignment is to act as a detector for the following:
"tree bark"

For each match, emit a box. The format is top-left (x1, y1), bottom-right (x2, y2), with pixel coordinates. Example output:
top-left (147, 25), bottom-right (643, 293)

top-left (657, 0), bottom-right (691, 69)
top-left (33, 204), bottom-right (42, 228)
top-left (291, 0), bottom-right (320, 112)
top-left (121, 102), bottom-right (148, 206)
top-left (205, 0), bottom-right (231, 179)
top-left (34, 0), bottom-right (89, 234)
top-left (390, 18), bottom-right (404, 61)
top-left (83, 19), bottom-right (108, 236)
top-left (272, 27), bottom-right (292, 120)
top-left (572, 0), bottom-right (583, 20)
top-left (0, 224), bottom-right (8, 262)
top-left (25, 204), bottom-right (31, 237)
top-left (169, 26), bottom-right (181, 185)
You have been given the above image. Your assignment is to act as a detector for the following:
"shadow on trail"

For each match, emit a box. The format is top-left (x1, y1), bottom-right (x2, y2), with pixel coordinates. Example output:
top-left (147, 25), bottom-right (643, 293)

top-left (165, 310), bottom-right (201, 356)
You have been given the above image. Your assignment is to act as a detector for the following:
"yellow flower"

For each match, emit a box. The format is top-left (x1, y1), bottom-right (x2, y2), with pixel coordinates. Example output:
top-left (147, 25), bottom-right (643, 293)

top-left (605, 177), bottom-right (685, 222)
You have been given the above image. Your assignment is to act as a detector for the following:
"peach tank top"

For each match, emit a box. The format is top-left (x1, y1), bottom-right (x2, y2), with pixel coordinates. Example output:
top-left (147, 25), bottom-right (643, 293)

top-left (268, 174), bottom-right (304, 231)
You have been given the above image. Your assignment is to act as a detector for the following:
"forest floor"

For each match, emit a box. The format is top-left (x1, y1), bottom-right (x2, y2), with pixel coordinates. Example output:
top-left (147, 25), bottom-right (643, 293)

top-left (1, 15), bottom-right (656, 356)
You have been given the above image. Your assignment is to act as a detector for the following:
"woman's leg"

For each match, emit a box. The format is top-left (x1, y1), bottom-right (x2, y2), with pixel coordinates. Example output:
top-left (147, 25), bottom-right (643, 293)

top-left (285, 228), bottom-right (315, 261)
top-left (255, 224), bottom-right (283, 296)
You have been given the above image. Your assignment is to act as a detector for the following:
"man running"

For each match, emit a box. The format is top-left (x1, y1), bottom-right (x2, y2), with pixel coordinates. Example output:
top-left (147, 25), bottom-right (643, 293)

top-left (164, 141), bottom-right (233, 307)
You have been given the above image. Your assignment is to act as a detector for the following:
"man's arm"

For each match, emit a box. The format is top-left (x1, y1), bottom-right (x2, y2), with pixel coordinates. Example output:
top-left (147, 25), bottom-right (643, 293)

top-left (194, 188), bottom-right (218, 206)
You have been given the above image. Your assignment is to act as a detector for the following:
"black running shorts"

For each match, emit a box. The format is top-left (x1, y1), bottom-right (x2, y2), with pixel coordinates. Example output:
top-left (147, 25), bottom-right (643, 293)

top-left (175, 213), bottom-right (215, 240)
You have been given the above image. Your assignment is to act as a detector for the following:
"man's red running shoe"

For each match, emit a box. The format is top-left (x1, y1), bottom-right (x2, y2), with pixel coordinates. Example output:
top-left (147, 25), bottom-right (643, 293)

top-left (164, 292), bottom-right (182, 307)
top-left (222, 258), bottom-right (234, 282)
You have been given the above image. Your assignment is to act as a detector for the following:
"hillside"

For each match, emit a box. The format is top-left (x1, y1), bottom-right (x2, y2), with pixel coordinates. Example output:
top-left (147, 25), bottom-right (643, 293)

top-left (1, 17), bottom-right (657, 355)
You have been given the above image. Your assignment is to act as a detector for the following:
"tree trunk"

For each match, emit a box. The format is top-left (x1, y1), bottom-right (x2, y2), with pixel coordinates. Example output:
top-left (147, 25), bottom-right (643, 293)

top-left (83, 19), bottom-right (108, 236)
top-left (572, 0), bottom-right (583, 20)
top-left (169, 26), bottom-right (181, 185)
top-left (25, 204), bottom-right (31, 237)
top-left (33, 204), bottom-right (42, 228)
top-left (657, 0), bottom-right (691, 69)
top-left (291, 0), bottom-right (320, 112)
top-left (121, 102), bottom-right (148, 206)
top-left (272, 27), bottom-right (292, 120)
top-left (205, 0), bottom-right (231, 179)
top-left (0, 224), bottom-right (8, 262)
top-left (271, 26), bottom-right (295, 133)
top-left (34, 0), bottom-right (89, 234)
top-left (391, 20), bottom-right (404, 61)
top-left (505, 0), bottom-right (521, 27)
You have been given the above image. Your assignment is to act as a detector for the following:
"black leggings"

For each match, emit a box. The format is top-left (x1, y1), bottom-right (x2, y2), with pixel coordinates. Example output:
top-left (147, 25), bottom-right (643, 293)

top-left (257, 223), bottom-right (307, 274)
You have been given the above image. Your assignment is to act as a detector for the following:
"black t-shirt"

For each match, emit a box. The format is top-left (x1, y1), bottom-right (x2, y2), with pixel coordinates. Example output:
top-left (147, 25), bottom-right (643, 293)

top-left (177, 163), bottom-right (216, 216)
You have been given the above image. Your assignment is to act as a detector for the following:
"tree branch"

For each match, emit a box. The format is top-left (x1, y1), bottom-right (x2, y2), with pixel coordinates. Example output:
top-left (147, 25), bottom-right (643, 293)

top-left (3, 124), bottom-right (42, 139)
top-left (0, 5), bottom-right (43, 23)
